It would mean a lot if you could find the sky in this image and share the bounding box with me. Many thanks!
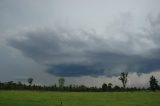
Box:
[0,0,160,87]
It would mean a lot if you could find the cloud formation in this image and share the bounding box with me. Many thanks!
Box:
[7,13,160,77]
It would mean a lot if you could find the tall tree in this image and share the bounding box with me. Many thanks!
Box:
[119,72,128,88]
[58,78,65,88]
[149,76,159,91]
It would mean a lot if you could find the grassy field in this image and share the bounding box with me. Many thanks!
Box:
[0,91,159,106]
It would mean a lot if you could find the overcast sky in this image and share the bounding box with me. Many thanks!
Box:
[0,0,160,87]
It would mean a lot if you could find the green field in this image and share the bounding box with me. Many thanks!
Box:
[0,91,160,106]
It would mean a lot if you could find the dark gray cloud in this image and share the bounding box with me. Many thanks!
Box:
[47,64,105,77]
[7,12,160,77]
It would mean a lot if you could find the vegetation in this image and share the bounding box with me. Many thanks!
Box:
[149,76,159,91]
[0,91,159,106]
[102,83,108,91]
[119,72,128,88]
[0,73,159,105]
[0,73,159,92]
[59,78,65,88]
[28,78,34,86]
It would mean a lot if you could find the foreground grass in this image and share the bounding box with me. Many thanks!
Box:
[0,91,159,106]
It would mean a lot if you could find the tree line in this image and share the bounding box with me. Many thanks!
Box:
[0,72,159,92]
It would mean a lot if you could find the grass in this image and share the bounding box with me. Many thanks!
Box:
[0,91,160,106]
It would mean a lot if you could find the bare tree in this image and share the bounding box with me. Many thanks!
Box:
[119,72,128,88]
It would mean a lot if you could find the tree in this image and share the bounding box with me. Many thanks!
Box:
[149,76,159,91]
[108,83,112,89]
[113,85,120,91]
[58,78,65,88]
[28,78,33,86]
[119,72,128,88]
[102,83,107,91]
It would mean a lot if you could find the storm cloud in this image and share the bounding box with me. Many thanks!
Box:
[1,0,160,87]
[7,13,160,77]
